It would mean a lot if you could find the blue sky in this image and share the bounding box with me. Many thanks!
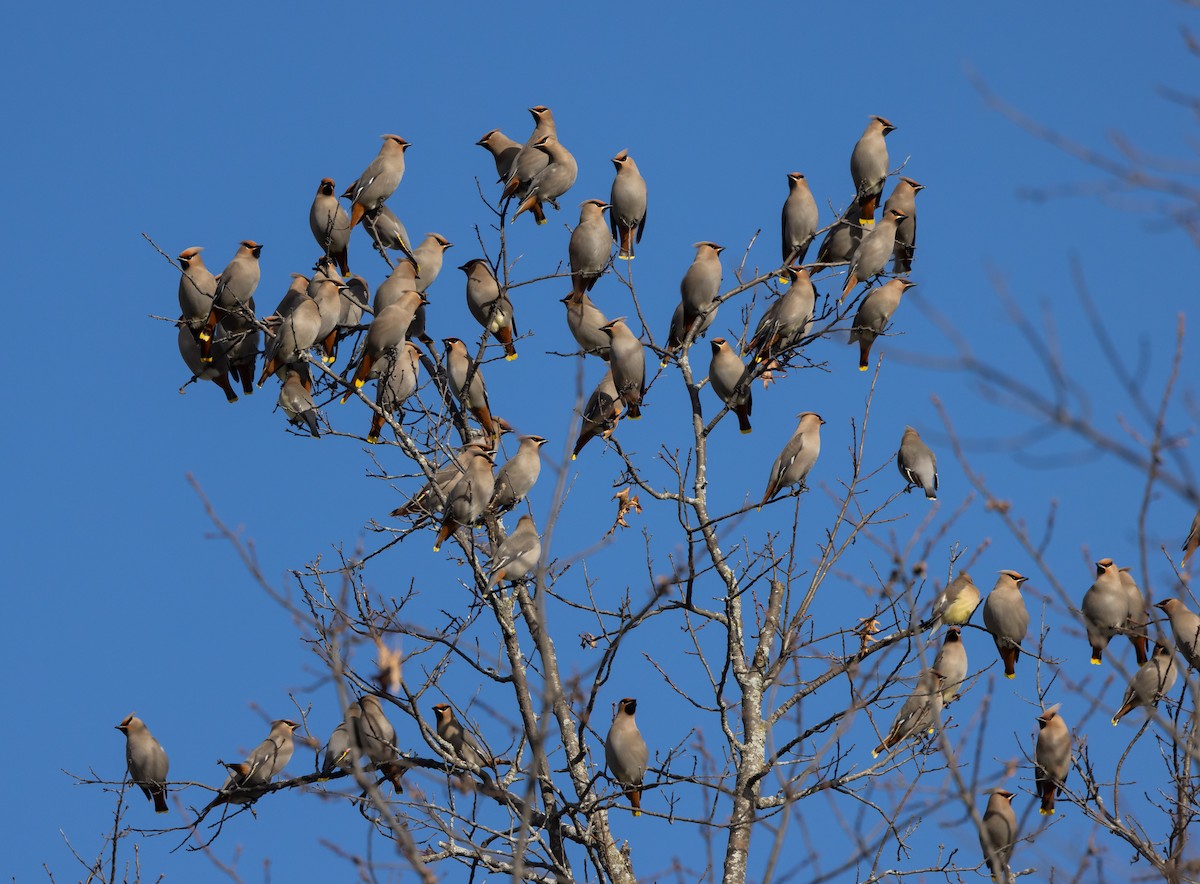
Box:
[5,1,1199,880]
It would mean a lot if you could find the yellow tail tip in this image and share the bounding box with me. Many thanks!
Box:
[367,435,380,444]
[432,544,441,552]
[778,274,789,283]
[505,353,518,361]
[1111,719,1120,726]
[200,356,214,364]
[859,219,875,228]
[858,365,868,372]
[632,809,641,817]
[740,428,752,435]
[324,356,336,365]
[1004,673,1015,680]
[354,379,365,389]
[618,254,633,261]
[1039,808,1054,816]
[226,395,238,403]
[871,750,880,759]
[536,218,548,226]
[198,331,212,342]
[1091,658,1102,665]
[570,454,578,461]
[316,776,330,783]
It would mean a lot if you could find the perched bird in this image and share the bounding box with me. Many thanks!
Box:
[177,247,217,335]
[933,628,968,704]
[258,298,321,385]
[707,338,752,433]
[432,702,494,774]
[929,571,981,629]
[491,435,549,513]
[278,369,320,437]
[600,319,646,419]
[666,242,724,358]
[513,135,578,225]
[391,442,492,519]
[338,275,369,332]
[872,668,943,757]
[814,199,865,269]
[116,714,169,814]
[432,447,496,551]
[477,128,522,183]
[840,209,906,300]
[503,106,557,199]
[605,698,649,816]
[781,172,819,272]
[569,199,614,296]
[562,291,612,359]
[225,324,260,396]
[346,291,426,396]
[897,426,937,499]
[572,369,623,459]
[216,719,300,805]
[609,150,648,259]
[1183,509,1200,567]
[375,257,420,312]
[1155,599,1200,671]
[369,341,422,444]
[411,233,454,292]
[849,115,895,225]
[759,412,825,506]
[355,695,406,791]
[319,703,362,780]
[307,266,345,364]
[1119,567,1149,665]
[362,205,415,259]
[982,570,1030,678]
[487,513,542,588]
[1112,643,1178,724]
[263,273,311,324]
[461,258,518,360]
[443,337,499,443]
[1034,705,1072,815]
[343,135,410,228]
[979,789,1017,883]
[882,177,924,274]
[849,278,914,371]
[200,240,262,360]
[308,178,351,275]
[1081,558,1128,665]
[745,268,815,365]
[177,321,239,402]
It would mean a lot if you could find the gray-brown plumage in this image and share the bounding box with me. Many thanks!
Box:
[897,425,937,500]
[503,106,557,199]
[319,703,361,780]
[461,259,518,360]
[882,177,923,274]
[932,628,968,704]
[309,178,351,275]
[1119,567,1149,665]
[369,341,422,444]
[362,205,415,260]
[513,135,577,225]
[814,199,865,268]
[391,442,492,519]
[258,297,321,385]
[116,714,169,814]
[600,318,646,419]
[872,668,943,757]
[307,267,345,364]
[375,258,420,312]
[759,412,824,506]
[572,369,623,459]
[355,695,406,791]
[1183,509,1200,567]
[1156,599,1200,671]
[339,275,369,332]
[279,369,320,437]
[346,290,425,397]
[411,233,453,292]
[849,115,895,225]
[264,273,310,324]
[1081,558,1127,665]
[781,172,819,272]
[477,128,522,183]
[432,447,495,551]
[225,323,260,396]
[177,247,216,335]
[666,242,724,357]
[979,789,1017,883]
[177,321,239,402]
[982,570,1030,678]
[1035,705,1071,815]
[200,240,262,361]
[708,338,752,434]
[610,150,648,260]
[569,199,614,296]
[840,209,905,300]
[1112,643,1178,725]
[745,268,815,366]
[343,134,410,228]
[216,719,300,805]
[491,435,548,514]
[432,702,495,775]
[487,513,542,588]
[562,291,612,359]
[443,337,499,444]
[929,571,981,629]
[849,278,913,371]
[605,697,648,816]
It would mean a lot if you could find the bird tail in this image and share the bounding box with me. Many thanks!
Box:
[153,787,168,814]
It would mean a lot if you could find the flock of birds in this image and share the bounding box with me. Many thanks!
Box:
[147,106,1200,880]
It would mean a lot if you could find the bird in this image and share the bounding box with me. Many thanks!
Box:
[1081,558,1128,665]
[319,703,362,780]
[932,628,968,704]
[345,291,426,397]
[443,337,500,443]
[477,128,522,183]
[840,209,906,300]
[503,106,557,199]
[1155,599,1200,671]
[177,246,217,336]
[1119,567,1149,665]
[781,171,819,273]
[1034,705,1071,815]
[562,291,612,359]
[666,242,724,359]
[308,178,351,275]
[361,205,416,261]
[177,321,239,402]
[707,338,752,433]
[897,426,937,499]
[572,369,623,459]
[979,789,1017,883]
[369,341,422,444]
[882,177,924,273]
[872,668,943,757]
[257,297,321,385]
[609,150,648,259]
[569,199,614,297]
[1183,509,1200,567]
[342,135,410,228]
[278,369,320,437]
[929,571,981,629]
[599,319,646,419]
[1112,643,1178,724]
[199,240,262,361]
[745,267,815,365]
[491,435,549,514]
[224,323,261,397]
[391,442,493,519]
[338,275,369,333]
[116,714,169,814]
[432,702,495,775]
[814,199,865,269]
[513,136,578,225]
[375,257,421,312]
[307,264,345,364]
[759,412,825,506]
[216,719,300,804]
[849,115,895,225]
[849,278,914,371]
[605,697,649,816]
[354,695,406,791]
[432,446,496,551]
[487,513,542,589]
[411,233,454,292]
[461,258,518,360]
[982,570,1030,678]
